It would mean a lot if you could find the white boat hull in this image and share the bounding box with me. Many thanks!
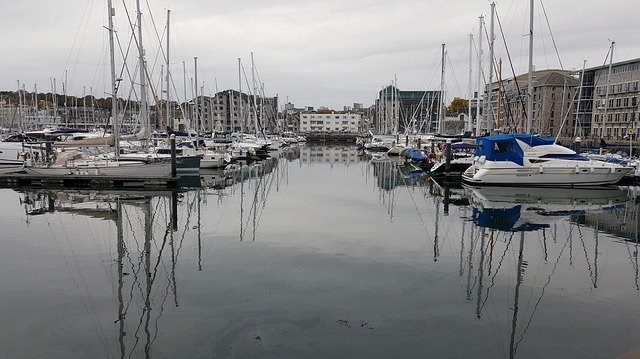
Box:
[462,161,632,186]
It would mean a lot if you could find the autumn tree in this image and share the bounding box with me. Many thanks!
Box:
[447,98,469,116]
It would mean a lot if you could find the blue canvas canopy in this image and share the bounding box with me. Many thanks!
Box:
[473,206,550,232]
[475,134,556,166]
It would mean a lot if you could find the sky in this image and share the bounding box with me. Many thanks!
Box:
[1,0,639,109]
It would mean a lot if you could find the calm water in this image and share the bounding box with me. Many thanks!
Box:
[1,145,639,358]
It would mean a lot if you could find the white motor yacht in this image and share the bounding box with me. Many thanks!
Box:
[462,134,632,186]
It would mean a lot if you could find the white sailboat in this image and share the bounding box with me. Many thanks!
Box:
[12,0,174,180]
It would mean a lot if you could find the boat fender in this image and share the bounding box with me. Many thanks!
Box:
[22,152,32,160]
[575,166,579,174]
[539,166,543,173]
[590,167,594,173]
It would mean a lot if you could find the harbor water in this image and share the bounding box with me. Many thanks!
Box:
[1,145,639,358]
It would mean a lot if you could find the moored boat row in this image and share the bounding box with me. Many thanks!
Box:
[360,133,634,186]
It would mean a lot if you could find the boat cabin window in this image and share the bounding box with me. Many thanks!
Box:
[156,148,183,155]
[493,141,517,154]
[494,142,509,153]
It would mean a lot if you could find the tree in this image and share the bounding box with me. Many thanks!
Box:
[447,98,469,116]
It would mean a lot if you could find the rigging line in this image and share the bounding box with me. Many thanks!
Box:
[251,169,263,241]
[496,9,528,128]
[146,25,168,86]
[576,224,596,288]
[255,162,280,232]
[539,0,563,70]
[515,231,572,351]
[122,203,146,301]
[63,0,96,81]
[536,10,549,71]
[55,213,112,354]
[150,275,173,348]
[553,83,581,142]
[203,188,231,259]
[118,0,160,111]
[399,175,434,247]
[479,232,515,314]
[68,0,97,88]
[445,51,464,100]
[521,232,547,325]
[91,30,108,91]
[114,17,140,102]
[43,211,112,354]
[145,0,169,64]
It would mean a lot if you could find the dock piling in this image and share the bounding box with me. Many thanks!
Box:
[170,134,177,178]
[445,139,452,174]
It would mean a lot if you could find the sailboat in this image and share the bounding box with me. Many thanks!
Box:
[3,0,176,180]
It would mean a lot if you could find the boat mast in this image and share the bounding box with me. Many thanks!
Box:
[475,16,484,136]
[497,59,502,129]
[526,0,534,133]
[135,0,149,140]
[393,76,397,135]
[214,77,220,131]
[107,0,119,159]
[251,52,259,135]
[468,33,473,133]
[82,86,86,128]
[486,2,495,133]
[182,61,187,124]
[437,43,445,134]
[166,10,171,129]
[573,59,587,139]
[603,41,615,139]
[194,56,199,147]
[509,231,525,357]
[17,80,24,132]
[238,58,244,133]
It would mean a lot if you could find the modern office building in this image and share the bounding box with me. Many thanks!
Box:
[375,86,440,134]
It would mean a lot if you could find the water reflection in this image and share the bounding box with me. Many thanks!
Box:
[466,186,628,232]
[458,185,631,357]
[363,154,639,357]
[4,145,640,358]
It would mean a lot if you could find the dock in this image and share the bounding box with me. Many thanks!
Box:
[0,168,178,190]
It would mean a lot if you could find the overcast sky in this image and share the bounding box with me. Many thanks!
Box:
[1,0,638,109]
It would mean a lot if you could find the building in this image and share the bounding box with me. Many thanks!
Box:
[300,145,360,164]
[487,69,579,138]
[281,102,302,133]
[186,91,278,133]
[299,111,362,133]
[375,86,440,134]
[579,58,640,140]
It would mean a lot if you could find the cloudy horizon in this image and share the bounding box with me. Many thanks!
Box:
[1,0,638,109]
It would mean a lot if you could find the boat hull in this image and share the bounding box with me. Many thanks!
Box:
[462,163,632,187]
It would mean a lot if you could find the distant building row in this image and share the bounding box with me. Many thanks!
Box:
[479,58,640,140]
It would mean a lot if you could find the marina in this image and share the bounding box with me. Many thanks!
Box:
[1,0,639,356]
[1,145,640,358]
